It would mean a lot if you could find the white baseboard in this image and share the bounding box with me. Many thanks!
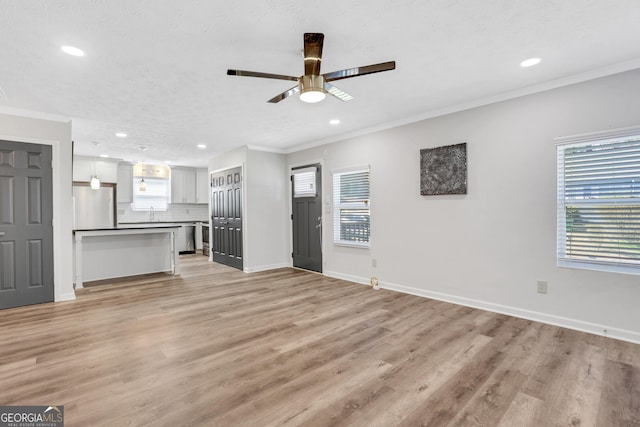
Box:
[324,270,372,285]
[325,271,640,345]
[56,292,76,302]
[244,262,290,273]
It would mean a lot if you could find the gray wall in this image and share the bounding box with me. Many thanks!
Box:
[287,68,640,342]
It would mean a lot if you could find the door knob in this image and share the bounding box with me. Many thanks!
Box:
[0,231,5,236]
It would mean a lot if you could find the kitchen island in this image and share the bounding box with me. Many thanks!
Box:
[73,226,180,289]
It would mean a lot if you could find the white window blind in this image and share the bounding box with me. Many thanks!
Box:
[292,167,317,198]
[557,131,640,274]
[333,167,370,247]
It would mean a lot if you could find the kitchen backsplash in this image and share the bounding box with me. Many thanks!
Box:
[117,203,208,223]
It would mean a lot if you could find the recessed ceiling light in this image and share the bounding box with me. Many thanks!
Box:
[100,154,109,158]
[115,132,127,138]
[520,57,541,67]
[197,144,207,149]
[61,45,85,57]
[165,160,171,164]
[329,119,340,125]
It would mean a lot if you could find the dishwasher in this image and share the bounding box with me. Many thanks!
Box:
[177,224,196,254]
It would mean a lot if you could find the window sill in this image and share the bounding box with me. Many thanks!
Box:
[334,241,370,249]
[557,259,640,276]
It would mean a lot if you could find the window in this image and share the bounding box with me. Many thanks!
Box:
[333,167,370,247]
[556,128,640,274]
[292,167,317,198]
[131,163,171,211]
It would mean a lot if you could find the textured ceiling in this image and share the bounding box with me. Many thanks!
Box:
[1,1,640,167]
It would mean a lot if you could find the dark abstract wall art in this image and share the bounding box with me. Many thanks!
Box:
[420,143,467,195]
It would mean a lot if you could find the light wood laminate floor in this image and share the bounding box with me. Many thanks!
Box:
[0,255,639,426]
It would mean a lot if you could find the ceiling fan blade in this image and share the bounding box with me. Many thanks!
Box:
[227,69,298,81]
[303,33,324,76]
[323,61,396,82]
[325,83,354,102]
[267,85,300,103]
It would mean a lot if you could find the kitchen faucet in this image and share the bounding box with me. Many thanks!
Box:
[149,206,155,222]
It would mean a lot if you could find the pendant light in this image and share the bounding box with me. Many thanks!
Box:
[139,146,147,191]
[90,141,101,190]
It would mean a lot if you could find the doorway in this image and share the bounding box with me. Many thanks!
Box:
[0,140,54,309]
[291,164,322,272]
[211,166,243,270]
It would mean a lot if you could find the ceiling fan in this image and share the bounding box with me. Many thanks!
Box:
[227,33,396,103]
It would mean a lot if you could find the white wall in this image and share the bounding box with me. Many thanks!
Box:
[286,69,640,343]
[245,149,289,272]
[0,110,75,302]
[209,146,247,173]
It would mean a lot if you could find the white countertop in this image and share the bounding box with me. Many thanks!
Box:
[117,221,208,228]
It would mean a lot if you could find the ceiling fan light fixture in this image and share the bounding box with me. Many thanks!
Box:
[227,33,395,104]
[299,75,326,103]
[299,90,326,103]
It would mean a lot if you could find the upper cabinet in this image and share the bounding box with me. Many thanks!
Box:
[171,167,209,204]
[116,163,133,203]
[196,168,209,204]
[171,168,197,204]
[75,157,208,205]
[73,157,118,183]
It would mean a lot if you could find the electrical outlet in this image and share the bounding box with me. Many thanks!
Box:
[537,280,548,294]
[372,258,377,268]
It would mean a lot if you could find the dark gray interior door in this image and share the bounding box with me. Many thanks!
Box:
[0,140,54,309]
[211,167,243,270]
[292,164,322,273]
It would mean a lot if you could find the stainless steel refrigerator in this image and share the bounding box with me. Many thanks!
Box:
[73,183,116,230]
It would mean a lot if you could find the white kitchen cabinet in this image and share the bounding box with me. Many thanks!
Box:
[196,168,210,204]
[73,157,118,183]
[117,163,133,203]
[171,168,197,204]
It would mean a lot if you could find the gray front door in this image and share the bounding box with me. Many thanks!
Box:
[291,164,322,272]
[211,167,243,270]
[0,140,54,309]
